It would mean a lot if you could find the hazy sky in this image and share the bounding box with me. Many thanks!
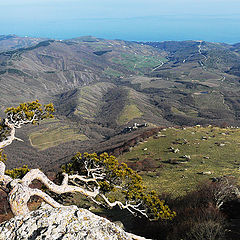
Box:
[1,0,240,43]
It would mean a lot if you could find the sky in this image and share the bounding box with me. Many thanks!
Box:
[0,0,240,43]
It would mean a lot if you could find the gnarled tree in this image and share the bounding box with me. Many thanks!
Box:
[0,100,176,221]
[61,152,176,220]
[0,100,54,148]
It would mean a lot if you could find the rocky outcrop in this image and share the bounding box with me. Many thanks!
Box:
[0,204,135,240]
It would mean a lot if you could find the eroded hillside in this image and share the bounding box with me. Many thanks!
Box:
[1,36,240,170]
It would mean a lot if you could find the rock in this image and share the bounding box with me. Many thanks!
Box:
[173,148,180,153]
[113,221,125,230]
[203,171,212,175]
[157,134,166,137]
[168,147,179,153]
[215,142,226,147]
[182,155,191,160]
[0,204,133,240]
[198,171,212,175]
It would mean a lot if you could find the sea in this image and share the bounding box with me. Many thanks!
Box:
[1,15,240,44]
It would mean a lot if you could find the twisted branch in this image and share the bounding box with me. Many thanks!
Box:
[0,161,100,216]
[0,119,16,149]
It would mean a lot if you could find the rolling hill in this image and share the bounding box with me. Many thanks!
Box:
[0,35,45,52]
[1,36,240,170]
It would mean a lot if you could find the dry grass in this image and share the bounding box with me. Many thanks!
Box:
[118,126,240,197]
[29,124,88,151]
[117,104,143,125]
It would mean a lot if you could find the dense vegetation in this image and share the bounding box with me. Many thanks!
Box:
[122,179,239,240]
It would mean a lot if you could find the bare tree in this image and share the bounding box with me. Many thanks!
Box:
[213,177,240,209]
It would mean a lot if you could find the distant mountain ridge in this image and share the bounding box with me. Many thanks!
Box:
[0,36,166,107]
[0,35,47,52]
[1,35,240,127]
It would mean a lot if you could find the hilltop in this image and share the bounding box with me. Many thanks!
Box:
[0,35,46,53]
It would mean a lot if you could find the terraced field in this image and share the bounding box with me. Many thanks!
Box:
[118,126,240,196]
[29,121,88,151]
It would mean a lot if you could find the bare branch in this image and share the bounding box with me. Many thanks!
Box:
[61,152,177,220]
[99,194,149,218]
[22,169,100,198]
[29,188,62,208]
[0,100,54,149]
[0,161,6,176]
[0,160,100,216]
[14,137,24,142]
[69,174,102,183]
[0,161,12,188]
[214,177,240,209]
[0,119,16,149]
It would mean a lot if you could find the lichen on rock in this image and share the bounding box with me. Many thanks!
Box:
[0,203,132,240]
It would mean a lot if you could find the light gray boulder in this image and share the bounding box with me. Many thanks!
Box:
[0,204,134,240]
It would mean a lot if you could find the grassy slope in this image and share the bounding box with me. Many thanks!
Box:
[0,38,167,109]
[73,82,116,120]
[111,53,167,74]
[29,119,88,151]
[117,104,143,125]
[118,126,240,197]
[116,87,167,126]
